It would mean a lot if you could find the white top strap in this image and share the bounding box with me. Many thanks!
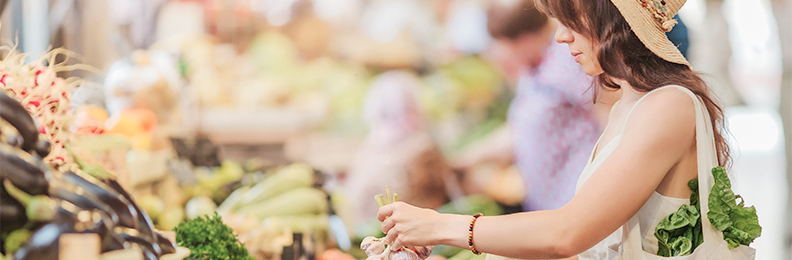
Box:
[619,85,684,134]
[655,85,722,243]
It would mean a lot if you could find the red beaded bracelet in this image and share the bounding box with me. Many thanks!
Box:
[468,213,483,255]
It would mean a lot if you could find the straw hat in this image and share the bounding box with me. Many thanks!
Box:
[610,0,690,66]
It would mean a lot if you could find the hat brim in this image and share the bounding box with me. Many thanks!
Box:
[610,0,690,67]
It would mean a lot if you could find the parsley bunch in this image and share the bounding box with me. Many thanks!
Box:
[174,212,253,260]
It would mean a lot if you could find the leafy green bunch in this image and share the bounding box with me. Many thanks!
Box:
[655,179,703,256]
[174,212,253,260]
[654,167,761,257]
[707,166,762,249]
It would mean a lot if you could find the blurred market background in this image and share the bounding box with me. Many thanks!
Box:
[0,0,790,259]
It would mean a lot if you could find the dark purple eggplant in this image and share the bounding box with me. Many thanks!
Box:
[60,171,139,230]
[13,223,62,260]
[0,189,28,232]
[115,227,164,260]
[103,179,158,243]
[138,248,158,260]
[34,139,51,158]
[13,206,125,260]
[115,227,163,257]
[0,147,49,195]
[0,119,24,148]
[155,231,177,255]
[0,92,39,152]
[47,183,121,227]
[66,206,127,253]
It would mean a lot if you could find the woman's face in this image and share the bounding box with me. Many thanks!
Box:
[555,24,604,76]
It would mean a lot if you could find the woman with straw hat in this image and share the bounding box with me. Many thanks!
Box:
[373,0,759,259]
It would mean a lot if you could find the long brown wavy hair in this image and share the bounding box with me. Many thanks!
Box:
[535,0,731,167]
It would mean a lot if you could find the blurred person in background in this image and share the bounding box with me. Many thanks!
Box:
[454,0,617,212]
[344,71,455,228]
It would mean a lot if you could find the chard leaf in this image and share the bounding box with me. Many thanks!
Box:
[669,235,693,256]
[658,243,671,257]
[709,182,737,212]
[655,204,702,256]
[688,179,699,210]
[692,216,703,248]
[656,167,762,256]
[732,206,762,236]
[712,166,731,188]
[724,236,741,250]
[706,167,762,249]
[707,211,732,231]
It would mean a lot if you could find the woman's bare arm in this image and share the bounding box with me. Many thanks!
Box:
[378,88,696,259]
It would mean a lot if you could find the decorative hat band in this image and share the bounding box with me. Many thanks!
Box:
[638,0,678,32]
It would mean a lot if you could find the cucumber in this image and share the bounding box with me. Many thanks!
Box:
[216,186,250,214]
[234,163,315,209]
[236,187,327,219]
[266,214,329,233]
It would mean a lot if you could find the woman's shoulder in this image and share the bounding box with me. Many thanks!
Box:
[643,85,696,105]
[623,85,696,139]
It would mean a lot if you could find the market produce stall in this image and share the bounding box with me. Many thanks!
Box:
[0,1,528,260]
[0,48,186,260]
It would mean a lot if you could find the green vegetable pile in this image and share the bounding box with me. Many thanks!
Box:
[174,212,253,260]
[654,179,703,256]
[654,167,762,257]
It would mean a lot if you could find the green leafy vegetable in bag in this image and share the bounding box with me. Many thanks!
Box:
[655,179,703,257]
[655,167,762,256]
[707,166,762,249]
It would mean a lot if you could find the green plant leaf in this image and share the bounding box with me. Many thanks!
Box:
[706,167,762,249]
[174,212,253,260]
[656,167,761,256]
[655,204,701,256]
[688,178,699,210]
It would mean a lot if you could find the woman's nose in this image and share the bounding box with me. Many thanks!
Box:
[555,25,573,43]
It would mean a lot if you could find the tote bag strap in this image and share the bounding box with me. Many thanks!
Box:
[666,85,722,244]
[621,86,739,259]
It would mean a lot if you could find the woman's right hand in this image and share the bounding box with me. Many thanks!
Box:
[377,202,471,250]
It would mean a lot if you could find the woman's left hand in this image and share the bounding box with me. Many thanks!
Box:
[377,202,470,250]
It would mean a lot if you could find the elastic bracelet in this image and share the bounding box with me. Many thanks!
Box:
[468,213,483,255]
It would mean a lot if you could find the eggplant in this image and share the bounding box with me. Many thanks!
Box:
[115,227,162,260]
[60,171,139,230]
[0,118,24,148]
[0,189,28,232]
[0,92,39,152]
[0,146,49,195]
[56,204,123,251]
[12,223,62,260]
[136,247,158,260]
[34,139,51,158]
[115,227,163,257]
[155,231,177,255]
[47,182,121,227]
[102,179,158,243]
[13,206,125,260]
